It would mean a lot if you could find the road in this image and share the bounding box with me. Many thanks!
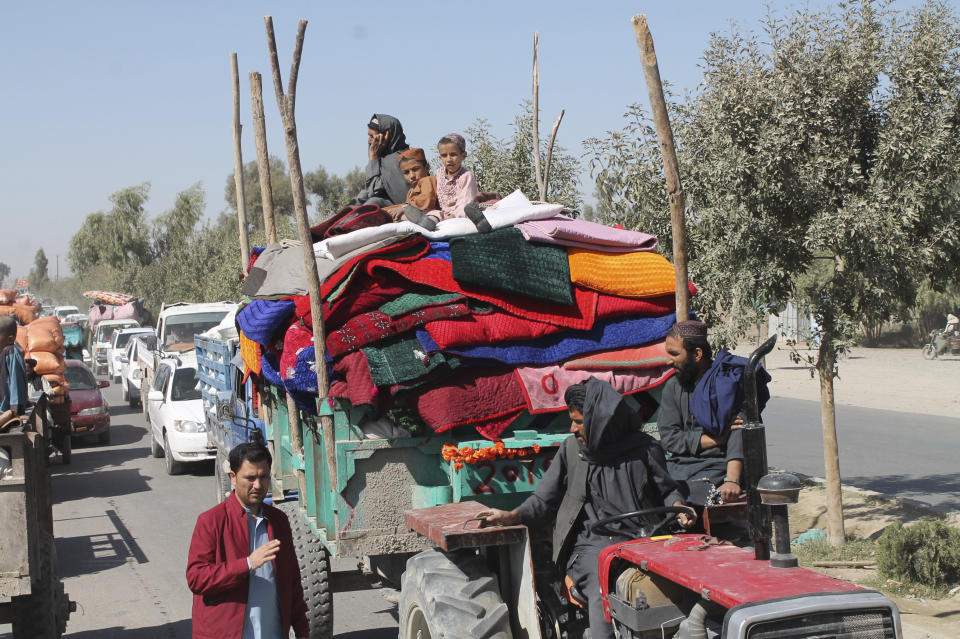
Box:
[2,385,956,637]
[0,384,397,639]
[765,397,960,511]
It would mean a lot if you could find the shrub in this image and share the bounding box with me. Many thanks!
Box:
[876,521,960,589]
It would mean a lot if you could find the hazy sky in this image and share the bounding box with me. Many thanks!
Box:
[1,0,944,279]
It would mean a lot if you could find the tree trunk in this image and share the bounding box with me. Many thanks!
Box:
[816,339,845,545]
[249,71,277,245]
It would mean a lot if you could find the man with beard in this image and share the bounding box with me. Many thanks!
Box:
[478,378,694,639]
[659,320,745,508]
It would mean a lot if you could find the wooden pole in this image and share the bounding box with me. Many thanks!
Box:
[249,71,278,245]
[631,15,689,320]
[541,109,565,201]
[231,53,250,271]
[532,32,544,200]
[264,16,338,501]
[249,70,304,499]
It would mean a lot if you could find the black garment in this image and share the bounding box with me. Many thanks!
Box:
[657,375,744,486]
[515,378,683,639]
[351,113,410,206]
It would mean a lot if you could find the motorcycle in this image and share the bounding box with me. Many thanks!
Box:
[921,328,960,359]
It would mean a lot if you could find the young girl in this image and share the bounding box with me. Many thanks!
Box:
[435,133,479,220]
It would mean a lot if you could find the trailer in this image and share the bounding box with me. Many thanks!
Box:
[0,395,75,638]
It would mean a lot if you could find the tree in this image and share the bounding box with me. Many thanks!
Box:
[588,1,960,544]
[28,249,50,288]
[465,101,582,209]
[305,165,364,221]
[152,183,205,258]
[224,155,294,228]
[0,262,10,288]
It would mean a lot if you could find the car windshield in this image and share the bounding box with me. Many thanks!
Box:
[163,311,228,346]
[114,331,147,349]
[98,323,138,343]
[63,366,97,391]
[171,367,201,402]
[56,307,79,318]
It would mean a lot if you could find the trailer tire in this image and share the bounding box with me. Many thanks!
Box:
[278,501,333,639]
[399,548,512,639]
[12,532,69,639]
[214,452,231,502]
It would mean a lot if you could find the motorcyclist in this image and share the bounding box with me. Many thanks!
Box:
[945,313,958,337]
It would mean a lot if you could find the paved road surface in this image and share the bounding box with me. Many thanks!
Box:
[765,397,960,511]
[4,385,956,637]
[0,384,397,638]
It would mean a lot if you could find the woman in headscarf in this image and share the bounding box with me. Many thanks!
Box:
[350,113,411,207]
[479,378,694,639]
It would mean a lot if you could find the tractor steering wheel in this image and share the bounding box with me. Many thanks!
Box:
[589,506,696,538]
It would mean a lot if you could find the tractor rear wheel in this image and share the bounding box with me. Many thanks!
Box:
[277,501,333,639]
[399,548,512,639]
[12,532,70,639]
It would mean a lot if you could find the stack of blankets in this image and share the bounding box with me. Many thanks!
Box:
[237,191,692,441]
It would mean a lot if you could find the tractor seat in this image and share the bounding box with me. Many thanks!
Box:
[562,575,588,608]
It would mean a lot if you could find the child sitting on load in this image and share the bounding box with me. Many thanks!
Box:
[384,148,441,229]
[435,133,479,220]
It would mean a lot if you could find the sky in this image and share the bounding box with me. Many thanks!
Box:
[0,0,947,280]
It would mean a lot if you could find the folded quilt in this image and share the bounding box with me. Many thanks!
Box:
[365,256,599,330]
[312,190,564,260]
[326,302,469,359]
[236,299,296,346]
[450,228,573,305]
[416,312,677,366]
[562,341,669,370]
[515,364,674,413]
[330,351,379,410]
[517,216,659,252]
[403,367,527,440]
[362,335,456,387]
[423,291,680,349]
[319,237,429,299]
[279,322,315,380]
[568,248,677,298]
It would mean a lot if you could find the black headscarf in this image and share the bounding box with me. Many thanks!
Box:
[578,377,649,463]
[368,114,409,157]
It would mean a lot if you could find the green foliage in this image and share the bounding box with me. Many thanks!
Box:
[224,155,294,228]
[28,249,50,288]
[877,521,960,589]
[793,535,877,564]
[465,101,582,209]
[305,165,364,221]
[587,1,960,372]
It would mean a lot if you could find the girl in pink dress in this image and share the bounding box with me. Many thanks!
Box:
[435,133,479,220]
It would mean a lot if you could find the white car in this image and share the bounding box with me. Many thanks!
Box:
[146,353,216,475]
[92,319,140,376]
[109,327,153,384]
[120,333,157,408]
[54,305,80,321]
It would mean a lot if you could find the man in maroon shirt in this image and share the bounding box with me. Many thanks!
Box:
[187,443,309,639]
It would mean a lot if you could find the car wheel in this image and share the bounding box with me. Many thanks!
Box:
[163,432,182,475]
[150,431,164,458]
[98,429,111,445]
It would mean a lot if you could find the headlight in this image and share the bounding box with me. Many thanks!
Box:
[78,405,107,416]
[174,420,205,433]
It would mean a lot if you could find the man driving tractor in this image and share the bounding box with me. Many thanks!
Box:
[478,377,695,639]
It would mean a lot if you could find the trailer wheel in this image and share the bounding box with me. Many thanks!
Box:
[214,452,232,502]
[278,501,333,639]
[399,548,512,639]
[12,532,70,639]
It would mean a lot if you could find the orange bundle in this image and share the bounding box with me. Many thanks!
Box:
[29,351,66,376]
[0,306,15,317]
[14,303,38,325]
[16,325,28,351]
[0,289,17,305]
[26,320,64,353]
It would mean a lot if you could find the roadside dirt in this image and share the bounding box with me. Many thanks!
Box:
[789,483,960,639]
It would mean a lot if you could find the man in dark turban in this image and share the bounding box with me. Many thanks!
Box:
[478,378,694,639]
[658,320,769,539]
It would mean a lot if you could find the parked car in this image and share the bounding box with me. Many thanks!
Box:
[64,360,111,444]
[108,327,153,384]
[120,333,157,408]
[146,352,215,474]
[54,305,80,321]
[91,319,140,376]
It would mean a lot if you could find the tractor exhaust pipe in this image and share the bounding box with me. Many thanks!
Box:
[741,336,777,562]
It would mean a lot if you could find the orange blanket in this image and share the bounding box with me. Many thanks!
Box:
[568,249,676,298]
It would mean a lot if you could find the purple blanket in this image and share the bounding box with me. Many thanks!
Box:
[516,216,658,252]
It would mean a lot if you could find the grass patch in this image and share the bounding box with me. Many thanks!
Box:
[793,536,877,565]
